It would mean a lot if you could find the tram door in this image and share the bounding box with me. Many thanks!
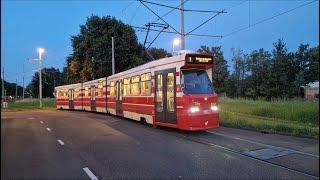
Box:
[68,89,74,109]
[155,68,177,124]
[90,85,96,111]
[115,80,123,115]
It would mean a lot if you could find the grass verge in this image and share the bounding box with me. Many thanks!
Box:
[219,98,319,138]
[1,98,56,112]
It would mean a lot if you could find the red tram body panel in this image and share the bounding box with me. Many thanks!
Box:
[82,78,107,113]
[56,83,82,110]
[55,53,219,131]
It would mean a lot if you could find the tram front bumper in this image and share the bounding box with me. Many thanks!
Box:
[180,111,219,131]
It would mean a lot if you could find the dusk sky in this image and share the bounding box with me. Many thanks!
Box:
[1,0,319,86]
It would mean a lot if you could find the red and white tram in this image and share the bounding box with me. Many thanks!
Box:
[55,52,219,130]
[56,83,82,110]
[82,77,107,113]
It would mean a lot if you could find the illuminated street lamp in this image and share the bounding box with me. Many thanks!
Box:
[37,47,45,108]
[172,38,180,55]
[38,48,44,60]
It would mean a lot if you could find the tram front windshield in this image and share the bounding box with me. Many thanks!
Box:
[181,70,214,94]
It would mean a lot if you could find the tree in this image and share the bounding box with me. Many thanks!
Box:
[225,75,238,98]
[197,46,229,94]
[230,48,248,97]
[245,49,273,99]
[64,15,149,83]
[268,39,292,98]
[288,44,309,97]
[80,58,94,82]
[27,67,62,98]
[147,47,172,60]
[305,45,319,83]
[60,66,70,85]
[1,79,23,98]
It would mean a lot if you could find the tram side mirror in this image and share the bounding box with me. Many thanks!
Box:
[181,84,185,89]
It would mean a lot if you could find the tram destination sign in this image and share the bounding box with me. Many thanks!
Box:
[186,54,213,64]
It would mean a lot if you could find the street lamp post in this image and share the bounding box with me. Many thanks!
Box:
[172,38,180,55]
[38,48,44,108]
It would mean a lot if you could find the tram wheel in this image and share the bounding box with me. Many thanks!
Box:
[140,117,147,125]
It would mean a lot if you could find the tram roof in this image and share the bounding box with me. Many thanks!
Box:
[55,82,82,90]
[108,53,187,80]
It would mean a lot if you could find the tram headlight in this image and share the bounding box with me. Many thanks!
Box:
[211,104,219,111]
[190,106,200,113]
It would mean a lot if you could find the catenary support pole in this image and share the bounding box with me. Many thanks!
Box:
[22,76,24,100]
[53,79,55,97]
[180,0,185,50]
[112,37,115,75]
[15,79,18,100]
[39,54,42,108]
[2,67,4,103]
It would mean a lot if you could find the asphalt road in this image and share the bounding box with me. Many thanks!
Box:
[1,110,319,179]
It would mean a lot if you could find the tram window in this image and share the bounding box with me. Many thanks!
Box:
[120,80,123,100]
[65,90,68,98]
[116,81,119,101]
[98,80,103,97]
[156,74,163,112]
[94,86,96,100]
[74,89,79,99]
[68,89,73,100]
[123,78,131,96]
[96,86,98,99]
[181,70,214,94]
[167,73,175,112]
[63,90,66,98]
[131,75,140,96]
[91,86,96,100]
[110,81,115,97]
[85,87,89,97]
[141,73,151,96]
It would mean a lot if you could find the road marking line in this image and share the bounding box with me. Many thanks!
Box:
[57,139,64,146]
[28,117,35,120]
[40,121,44,124]
[46,128,51,131]
[206,131,319,158]
[2,116,8,119]
[83,167,98,180]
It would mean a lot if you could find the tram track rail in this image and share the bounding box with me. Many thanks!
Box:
[163,129,319,179]
[206,130,319,158]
